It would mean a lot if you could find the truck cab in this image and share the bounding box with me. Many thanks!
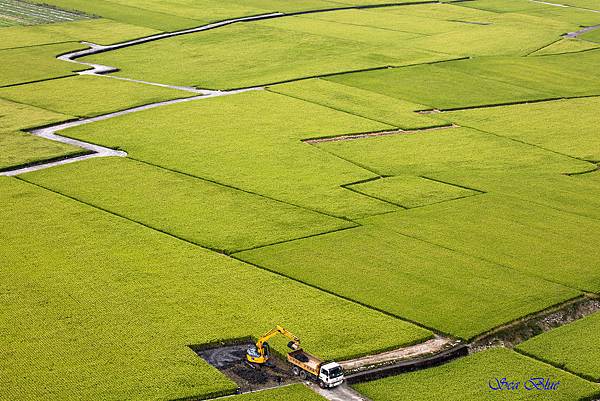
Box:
[318,362,344,388]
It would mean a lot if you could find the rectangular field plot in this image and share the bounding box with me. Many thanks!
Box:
[0,177,430,401]
[0,0,91,26]
[327,64,553,110]
[0,75,195,117]
[55,90,403,219]
[434,53,600,100]
[314,126,589,178]
[364,194,600,293]
[0,19,160,50]
[346,175,479,208]
[438,97,600,161]
[236,224,579,339]
[268,78,443,129]
[353,348,600,401]
[0,42,84,87]
[517,311,600,382]
[22,157,354,253]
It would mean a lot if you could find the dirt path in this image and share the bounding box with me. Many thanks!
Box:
[339,336,457,373]
[303,125,457,144]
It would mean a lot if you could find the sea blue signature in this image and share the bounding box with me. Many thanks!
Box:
[489,377,560,391]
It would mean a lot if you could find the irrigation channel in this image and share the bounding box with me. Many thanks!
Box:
[4,2,600,400]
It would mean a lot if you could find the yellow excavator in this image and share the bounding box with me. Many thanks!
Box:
[246,325,300,364]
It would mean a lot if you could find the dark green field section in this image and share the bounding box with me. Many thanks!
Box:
[0,177,430,400]
[353,348,600,401]
[517,312,600,382]
[328,50,600,109]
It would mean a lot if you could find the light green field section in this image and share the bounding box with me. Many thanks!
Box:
[236,223,579,339]
[407,13,571,57]
[0,42,84,87]
[518,311,600,382]
[353,348,600,401]
[422,168,600,222]
[364,194,600,293]
[301,6,474,35]
[30,0,430,30]
[581,28,600,42]
[56,90,402,219]
[0,75,194,117]
[226,384,327,401]
[0,19,159,50]
[438,97,600,160]
[369,3,496,24]
[524,7,600,26]
[23,157,354,253]
[314,126,589,177]
[0,131,82,170]
[79,14,453,90]
[457,0,556,13]
[346,175,479,208]
[256,13,422,45]
[28,0,204,31]
[268,78,443,129]
[0,177,431,401]
[530,38,600,55]
[327,64,553,110]
[0,97,69,130]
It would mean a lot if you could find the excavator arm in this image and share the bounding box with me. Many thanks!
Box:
[247,325,300,364]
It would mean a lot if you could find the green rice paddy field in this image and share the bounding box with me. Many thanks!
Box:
[2,0,600,400]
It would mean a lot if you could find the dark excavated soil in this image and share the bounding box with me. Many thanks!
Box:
[193,342,299,393]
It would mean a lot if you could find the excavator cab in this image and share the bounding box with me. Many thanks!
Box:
[246,342,270,364]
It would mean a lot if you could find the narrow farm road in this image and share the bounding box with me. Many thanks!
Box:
[307,382,373,401]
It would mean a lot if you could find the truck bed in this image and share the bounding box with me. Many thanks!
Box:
[288,349,321,376]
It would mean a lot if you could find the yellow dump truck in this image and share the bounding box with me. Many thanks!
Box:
[288,349,344,388]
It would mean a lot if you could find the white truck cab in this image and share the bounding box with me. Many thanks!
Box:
[318,362,344,388]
